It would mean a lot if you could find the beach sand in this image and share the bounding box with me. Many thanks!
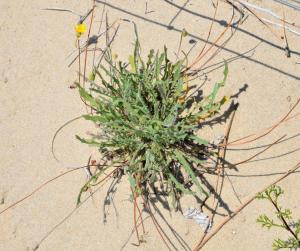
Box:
[0,0,300,250]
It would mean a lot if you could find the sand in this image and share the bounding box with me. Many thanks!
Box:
[0,0,299,250]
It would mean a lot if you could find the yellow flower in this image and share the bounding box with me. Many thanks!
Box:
[75,23,87,37]
[182,83,189,92]
[181,29,188,37]
[112,53,118,60]
[221,95,230,105]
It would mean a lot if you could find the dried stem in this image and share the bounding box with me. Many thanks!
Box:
[227,99,300,146]
[233,135,286,166]
[0,164,98,215]
[197,103,238,244]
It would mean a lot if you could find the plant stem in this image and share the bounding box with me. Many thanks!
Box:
[269,197,300,244]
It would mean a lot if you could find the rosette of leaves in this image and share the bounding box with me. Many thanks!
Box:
[256,185,300,250]
[76,40,228,209]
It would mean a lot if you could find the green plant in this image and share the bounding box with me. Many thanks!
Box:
[256,185,300,250]
[76,39,229,209]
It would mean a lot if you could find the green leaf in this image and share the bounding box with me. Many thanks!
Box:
[168,173,195,195]
[257,214,283,229]
[256,191,267,200]
[180,151,206,166]
[272,238,287,250]
[174,150,208,196]
[75,135,101,147]
[210,61,228,102]
[276,208,292,220]
[129,55,136,73]
[189,135,209,146]
[125,166,137,189]
[88,68,96,81]
[77,166,109,205]
[82,114,107,123]
[295,219,300,236]
[76,83,99,108]
[128,173,136,189]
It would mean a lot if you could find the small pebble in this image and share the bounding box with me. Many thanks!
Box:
[189,39,196,44]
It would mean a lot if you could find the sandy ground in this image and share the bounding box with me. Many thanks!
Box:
[0,0,300,250]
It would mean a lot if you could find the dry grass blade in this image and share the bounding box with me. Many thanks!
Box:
[83,2,96,87]
[187,0,219,68]
[227,99,300,146]
[51,116,82,163]
[188,6,234,71]
[33,171,112,250]
[41,7,82,17]
[131,188,142,245]
[233,135,286,166]
[234,0,283,41]
[0,164,98,216]
[142,197,174,251]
